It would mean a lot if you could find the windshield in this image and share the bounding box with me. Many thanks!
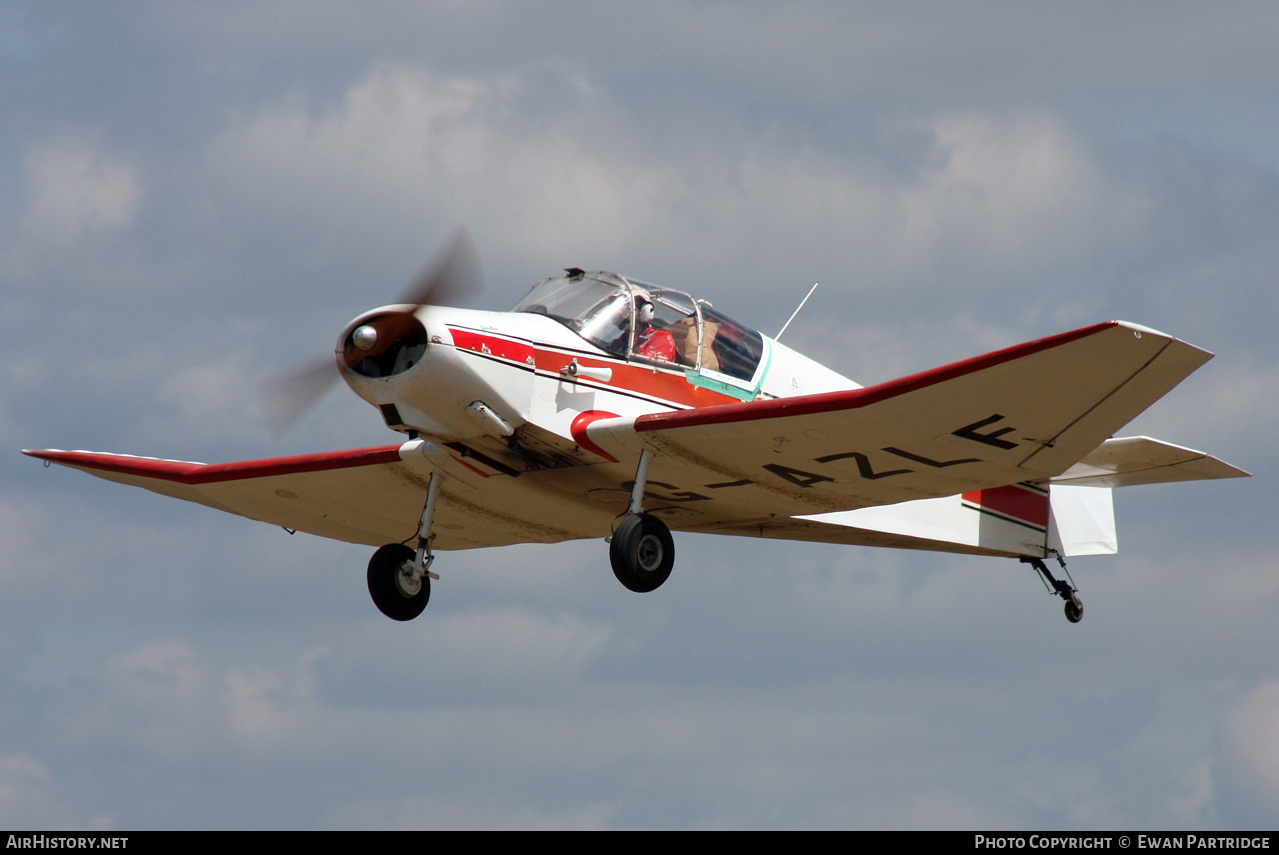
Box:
[512,272,635,356]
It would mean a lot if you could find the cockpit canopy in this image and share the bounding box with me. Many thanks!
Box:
[512,269,764,382]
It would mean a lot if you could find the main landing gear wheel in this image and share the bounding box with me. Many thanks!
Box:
[610,512,674,593]
[367,543,430,621]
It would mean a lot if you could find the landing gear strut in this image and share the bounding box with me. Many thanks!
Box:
[1022,553,1083,623]
[368,472,443,621]
[609,448,675,593]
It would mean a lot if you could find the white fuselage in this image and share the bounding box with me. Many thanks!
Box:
[337,303,860,462]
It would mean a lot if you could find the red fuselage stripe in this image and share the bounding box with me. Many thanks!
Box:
[447,328,536,366]
[962,485,1049,528]
[447,325,740,410]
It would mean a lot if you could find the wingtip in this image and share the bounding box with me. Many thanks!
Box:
[23,448,95,467]
[1111,320,1215,360]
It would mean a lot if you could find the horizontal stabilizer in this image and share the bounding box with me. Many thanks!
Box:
[1050,436,1250,488]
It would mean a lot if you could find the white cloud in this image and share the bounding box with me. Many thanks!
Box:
[146,342,267,448]
[315,604,614,704]
[899,113,1142,273]
[200,63,1169,329]
[81,638,229,762]
[0,754,114,829]
[205,65,678,272]
[21,135,142,245]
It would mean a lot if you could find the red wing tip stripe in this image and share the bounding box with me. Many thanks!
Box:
[28,445,405,485]
[635,321,1123,432]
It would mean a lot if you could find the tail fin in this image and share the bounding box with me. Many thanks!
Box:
[955,481,1116,557]
[1046,484,1117,557]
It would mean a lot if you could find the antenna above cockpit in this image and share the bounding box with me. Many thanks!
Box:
[775,282,819,341]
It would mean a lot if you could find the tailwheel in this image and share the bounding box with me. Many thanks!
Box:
[1022,554,1083,625]
[610,512,674,593]
[367,543,430,621]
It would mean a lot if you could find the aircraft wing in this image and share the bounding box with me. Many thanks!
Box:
[21,442,596,550]
[583,320,1233,527]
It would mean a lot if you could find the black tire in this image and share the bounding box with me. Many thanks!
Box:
[367,543,430,621]
[1064,599,1084,624]
[610,513,674,593]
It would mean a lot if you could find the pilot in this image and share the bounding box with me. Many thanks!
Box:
[634,296,676,362]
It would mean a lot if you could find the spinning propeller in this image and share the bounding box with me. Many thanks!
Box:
[261,229,483,433]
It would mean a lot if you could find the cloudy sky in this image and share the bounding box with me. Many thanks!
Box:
[2,2,1276,829]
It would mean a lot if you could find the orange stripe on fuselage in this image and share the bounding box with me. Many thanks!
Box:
[532,348,740,409]
[447,326,742,410]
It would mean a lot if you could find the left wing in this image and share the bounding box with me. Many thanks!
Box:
[22,442,596,550]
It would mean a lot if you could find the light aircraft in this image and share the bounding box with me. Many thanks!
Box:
[25,234,1248,623]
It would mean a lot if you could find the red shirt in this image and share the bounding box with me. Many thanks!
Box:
[636,325,676,362]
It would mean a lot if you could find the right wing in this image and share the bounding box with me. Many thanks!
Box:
[584,321,1241,524]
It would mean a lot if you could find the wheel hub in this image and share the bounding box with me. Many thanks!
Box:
[636,534,664,573]
[395,564,423,597]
